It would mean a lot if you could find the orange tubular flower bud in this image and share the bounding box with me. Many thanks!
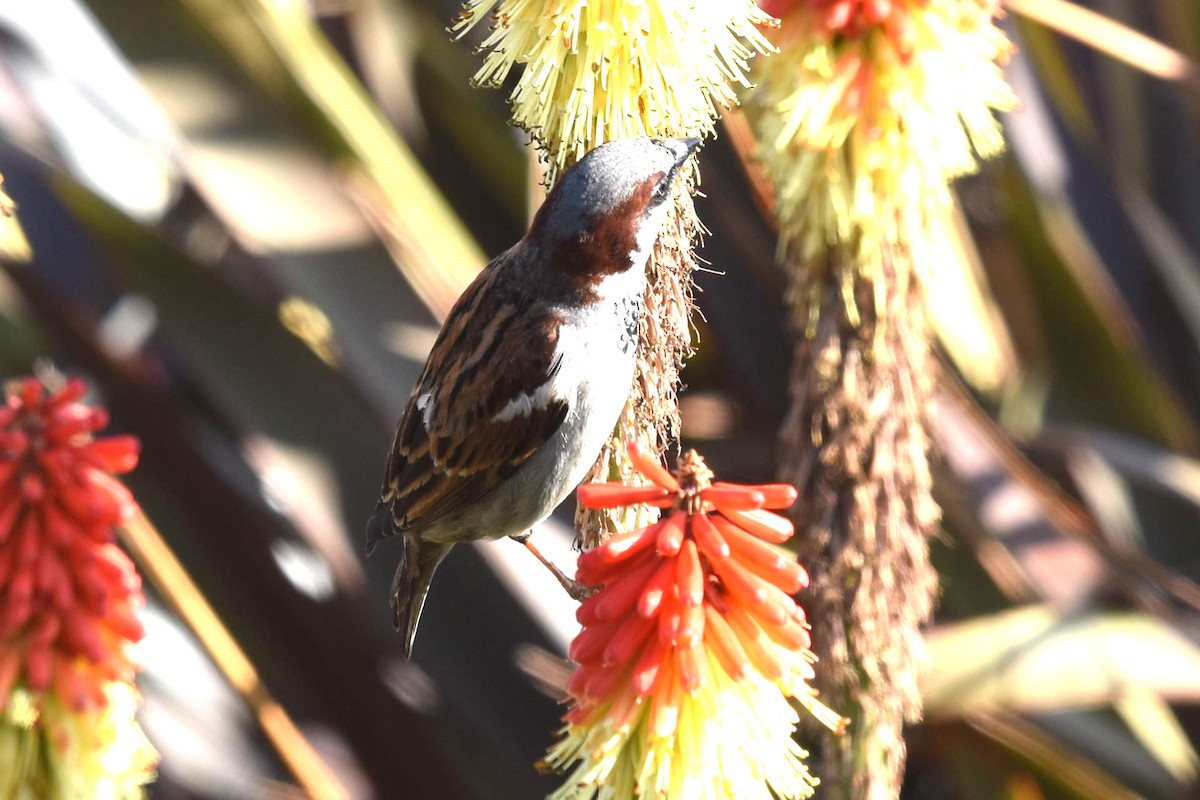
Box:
[689,513,729,560]
[577,483,674,508]
[626,440,679,491]
[574,522,660,584]
[715,515,810,593]
[719,507,795,544]
[551,448,844,799]
[594,555,661,621]
[654,511,687,557]
[637,559,677,619]
[675,641,707,691]
[674,540,704,607]
[568,619,618,665]
[703,604,751,680]
[712,481,799,510]
[650,656,682,738]
[657,586,684,646]
[632,636,669,696]
[676,604,705,649]
[603,614,656,668]
[699,485,765,511]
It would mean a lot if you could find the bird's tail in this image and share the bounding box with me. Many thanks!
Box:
[391,532,453,658]
[365,504,395,557]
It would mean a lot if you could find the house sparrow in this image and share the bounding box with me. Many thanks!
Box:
[367,137,700,656]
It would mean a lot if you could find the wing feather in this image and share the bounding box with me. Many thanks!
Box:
[370,248,571,545]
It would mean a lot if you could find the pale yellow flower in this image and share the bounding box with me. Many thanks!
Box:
[752,0,1015,268]
[452,0,776,180]
[0,685,156,800]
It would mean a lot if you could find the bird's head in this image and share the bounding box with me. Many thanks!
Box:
[525,137,701,289]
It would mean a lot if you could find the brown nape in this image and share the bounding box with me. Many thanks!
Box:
[553,173,662,289]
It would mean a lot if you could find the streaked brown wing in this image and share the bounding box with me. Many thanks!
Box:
[374,251,569,536]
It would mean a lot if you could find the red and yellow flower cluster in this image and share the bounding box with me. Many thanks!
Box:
[751,0,1014,271]
[0,377,143,709]
[546,443,843,800]
[812,0,925,53]
[0,376,155,797]
[760,0,954,56]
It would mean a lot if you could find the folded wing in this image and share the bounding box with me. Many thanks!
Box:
[368,256,570,550]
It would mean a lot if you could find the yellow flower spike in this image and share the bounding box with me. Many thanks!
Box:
[453,0,777,181]
[752,0,1016,274]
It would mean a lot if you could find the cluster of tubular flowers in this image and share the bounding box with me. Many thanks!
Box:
[451,0,776,182]
[0,377,155,798]
[751,0,1015,269]
[545,442,844,800]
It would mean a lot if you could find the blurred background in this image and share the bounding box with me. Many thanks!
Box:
[0,0,1198,798]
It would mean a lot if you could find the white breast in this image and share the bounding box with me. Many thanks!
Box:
[544,267,644,490]
[496,238,655,522]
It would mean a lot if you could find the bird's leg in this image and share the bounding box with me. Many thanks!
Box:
[514,532,596,601]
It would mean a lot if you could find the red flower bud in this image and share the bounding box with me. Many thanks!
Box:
[0,376,145,717]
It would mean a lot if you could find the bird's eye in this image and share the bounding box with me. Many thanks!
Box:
[651,181,670,204]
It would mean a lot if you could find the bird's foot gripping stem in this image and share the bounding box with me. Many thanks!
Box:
[516,533,597,601]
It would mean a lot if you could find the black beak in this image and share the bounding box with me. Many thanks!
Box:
[673,137,702,168]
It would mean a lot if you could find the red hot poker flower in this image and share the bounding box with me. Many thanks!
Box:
[757,0,930,49]
[0,377,145,714]
[817,0,926,46]
[546,442,845,800]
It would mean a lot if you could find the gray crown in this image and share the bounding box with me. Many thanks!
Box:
[533,137,699,244]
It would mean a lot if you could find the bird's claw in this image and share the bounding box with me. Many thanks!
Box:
[561,577,597,602]
[520,535,596,603]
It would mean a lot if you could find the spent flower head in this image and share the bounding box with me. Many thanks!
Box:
[545,442,845,799]
[0,376,156,798]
